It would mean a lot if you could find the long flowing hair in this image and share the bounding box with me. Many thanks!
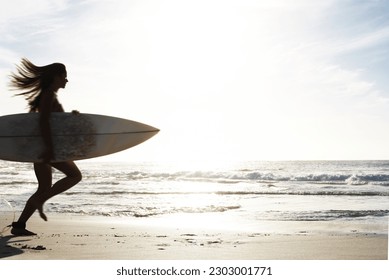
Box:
[10,58,66,112]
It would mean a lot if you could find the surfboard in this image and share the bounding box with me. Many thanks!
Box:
[0,113,159,163]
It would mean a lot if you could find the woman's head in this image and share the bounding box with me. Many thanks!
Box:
[10,58,67,111]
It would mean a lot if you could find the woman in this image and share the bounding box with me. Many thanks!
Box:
[9,58,82,236]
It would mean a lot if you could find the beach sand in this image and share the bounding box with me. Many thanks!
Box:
[0,214,387,260]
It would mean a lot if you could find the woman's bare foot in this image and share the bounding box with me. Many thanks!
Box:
[37,204,48,221]
[30,197,48,221]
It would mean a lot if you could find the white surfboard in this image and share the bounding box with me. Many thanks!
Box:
[0,113,159,162]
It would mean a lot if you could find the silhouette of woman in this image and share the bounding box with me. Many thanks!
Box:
[9,58,82,235]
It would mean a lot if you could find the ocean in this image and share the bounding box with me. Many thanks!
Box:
[1,160,388,233]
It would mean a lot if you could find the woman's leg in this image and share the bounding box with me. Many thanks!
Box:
[11,163,52,235]
[41,161,82,202]
[11,162,81,236]
[29,161,82,223]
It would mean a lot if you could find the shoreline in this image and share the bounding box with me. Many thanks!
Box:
[1,214,387,260]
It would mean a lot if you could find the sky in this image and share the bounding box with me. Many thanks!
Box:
[1,0,389,163]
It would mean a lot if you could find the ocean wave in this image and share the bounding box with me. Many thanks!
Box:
[63,189,389,197]
[88,170,389,186]
[132,205,242,218]
[3,164,389,187]
[269,209,389,221]
[57,204,241,218]
[216,191,389,196]
[48,205,389,221]
[0,180,36,186]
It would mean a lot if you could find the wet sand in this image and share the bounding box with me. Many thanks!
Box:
[1,214,387,260]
